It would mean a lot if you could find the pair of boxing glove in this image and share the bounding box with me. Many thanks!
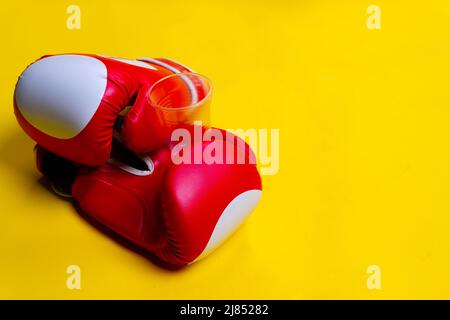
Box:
[14,54,262,266]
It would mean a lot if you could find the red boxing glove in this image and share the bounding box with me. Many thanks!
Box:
[35,128,262,266]
[15,54,201,166]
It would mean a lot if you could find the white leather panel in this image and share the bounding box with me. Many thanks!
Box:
[15,55,108,139]
[195,189,262,262]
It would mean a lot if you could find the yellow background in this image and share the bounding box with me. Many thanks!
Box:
[1,0,450,299]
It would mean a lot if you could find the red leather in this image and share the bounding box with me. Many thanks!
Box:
[15,54,195,165]
[35,128,262,266]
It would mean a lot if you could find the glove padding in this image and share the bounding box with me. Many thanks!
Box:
[35,127,262,266]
